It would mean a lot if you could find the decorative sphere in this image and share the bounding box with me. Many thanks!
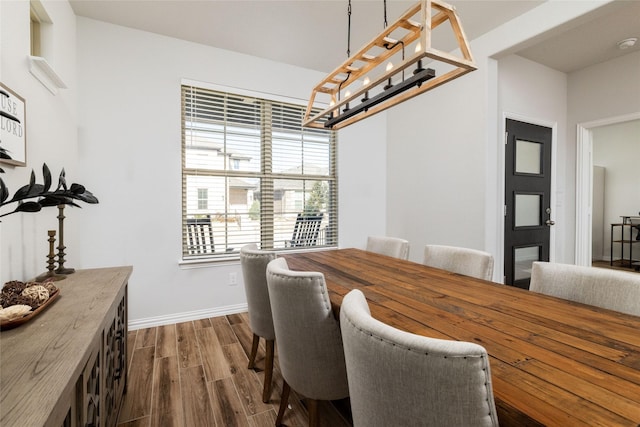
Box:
[22,285,50,307]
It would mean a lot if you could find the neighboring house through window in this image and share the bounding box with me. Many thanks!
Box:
[197,188,208,210]
[181,83,338,259]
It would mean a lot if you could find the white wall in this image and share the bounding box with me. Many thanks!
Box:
[1,0,79,281]
[386,63,488,263]
[593,120,640,261]
[385,0,618,276]
[75,17,387,326]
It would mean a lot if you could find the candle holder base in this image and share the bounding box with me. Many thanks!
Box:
[35,271,67,282]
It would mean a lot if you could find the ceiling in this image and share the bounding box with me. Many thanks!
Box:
[69,0,639,74]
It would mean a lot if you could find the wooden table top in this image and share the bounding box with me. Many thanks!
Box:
[282,248,640,427]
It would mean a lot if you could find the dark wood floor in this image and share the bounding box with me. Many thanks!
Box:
[117,312,352,427]
[592,260,640,273]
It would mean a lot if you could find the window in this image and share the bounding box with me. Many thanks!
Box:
[29,0,51,57]
[181,84,338,259]
[197,188,208,210]
[30,8,41,56]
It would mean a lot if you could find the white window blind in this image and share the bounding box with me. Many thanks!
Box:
[181,84,338,259]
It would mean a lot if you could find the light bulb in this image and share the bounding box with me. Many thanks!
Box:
[345,90,351,98]
[329,100,336,107]
[363,76,370,86]
[386,62,393,71]
[415,42,422,53]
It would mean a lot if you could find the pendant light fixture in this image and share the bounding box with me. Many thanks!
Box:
[303,0,477,130]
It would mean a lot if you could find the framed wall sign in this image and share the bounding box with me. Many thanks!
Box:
[0,82,27,167]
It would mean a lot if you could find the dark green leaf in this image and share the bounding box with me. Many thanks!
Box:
[0,163,98,218]
[58,168,67,191]
[70,183,86,194]
[15,201,42,213]
[9,183,45,202]
[43,163,52,193]
[39,195,74,207]
[72,190,99,204]
[0,178,8,203]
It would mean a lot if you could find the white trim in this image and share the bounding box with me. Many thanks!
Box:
[178,257,241,269]
[180,77,326,108]
[178,246,337,268]
[28,55,67,95]
[499,113,558,277]
[575,112,640,266]
[128,303,248,330]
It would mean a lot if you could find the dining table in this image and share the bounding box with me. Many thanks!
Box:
[282,248,640,426]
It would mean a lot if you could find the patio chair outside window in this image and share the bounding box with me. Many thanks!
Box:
[288,213,323,247]
[186,216,215,255]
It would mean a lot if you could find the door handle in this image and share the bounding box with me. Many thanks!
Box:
[546,220,555,226]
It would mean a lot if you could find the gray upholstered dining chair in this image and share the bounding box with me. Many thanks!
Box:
[423,244,494,281]
[366,235,410,260]
[239,244,277,403]
[530,261,640,316]
[266,257,349,427]
[339,289,499,427]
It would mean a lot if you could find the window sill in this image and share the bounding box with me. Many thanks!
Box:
[179,255,240,269]
[28,55,67,95]
[178,246,338,269]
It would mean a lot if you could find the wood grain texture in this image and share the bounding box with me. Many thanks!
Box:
[211,315,239,346]
[118,314,351,427]
[247,410,277,427]
[223,342,272,416]
[155,324,177,359]
[197,327,230,381]
[176,321,201,369]
[180,365,215,427]
[136,327,157,349]
[119,346,155,422]
[210,377,251,427]
[151,356,183,427]
[283,248,640,427]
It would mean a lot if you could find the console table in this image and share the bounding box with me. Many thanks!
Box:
[0,266,132,427]
[611,222,640,269]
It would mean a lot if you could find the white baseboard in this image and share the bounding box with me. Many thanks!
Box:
[128,303,248,330]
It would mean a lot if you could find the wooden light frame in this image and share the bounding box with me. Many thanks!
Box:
[303,0,477,130]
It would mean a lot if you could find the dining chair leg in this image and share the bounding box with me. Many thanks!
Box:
[262,339,275,403]
[275,380,291,427]
[248,333,260,369]
[307,398,319,427]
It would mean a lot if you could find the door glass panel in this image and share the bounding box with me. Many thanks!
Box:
[514,246,541,281]
[515,194,541,227]
[515,139,542,175]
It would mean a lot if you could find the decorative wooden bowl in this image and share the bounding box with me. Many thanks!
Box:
[0,288,60,331]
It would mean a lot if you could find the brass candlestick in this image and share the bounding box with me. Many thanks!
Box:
[35,230,66,282]
[55,204,75,274]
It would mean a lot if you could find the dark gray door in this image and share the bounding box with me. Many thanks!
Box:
[504,119,553,289]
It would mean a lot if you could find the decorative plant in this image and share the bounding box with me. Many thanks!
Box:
[0,163,98,219]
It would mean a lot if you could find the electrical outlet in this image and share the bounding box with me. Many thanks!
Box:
[229,272,238,286]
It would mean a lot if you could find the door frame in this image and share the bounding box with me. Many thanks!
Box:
[498,112,557,283]
[575,112,640,267]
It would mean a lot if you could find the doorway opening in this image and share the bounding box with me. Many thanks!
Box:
[575,113,640,269]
